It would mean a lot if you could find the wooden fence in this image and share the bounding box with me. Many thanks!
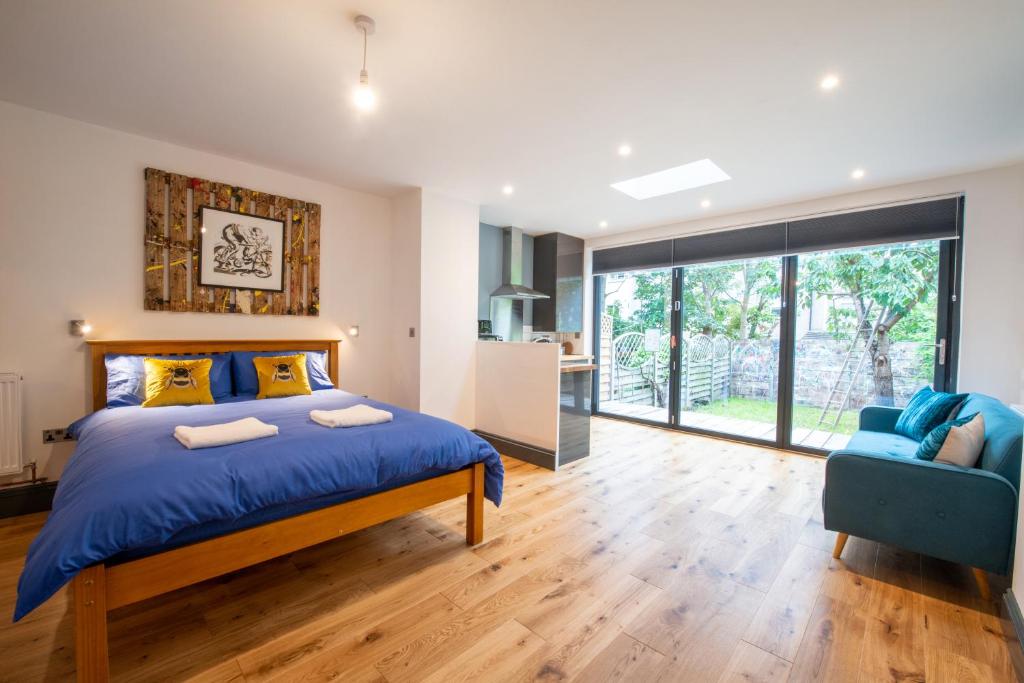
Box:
[599,315,731,409]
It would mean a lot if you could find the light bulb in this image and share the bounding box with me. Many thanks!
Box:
[820,74,840,91]
[353,69,376,112]
[353,86,376,112]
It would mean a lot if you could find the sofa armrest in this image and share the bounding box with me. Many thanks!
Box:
[858,405,904,433]
[824,449,1018,574]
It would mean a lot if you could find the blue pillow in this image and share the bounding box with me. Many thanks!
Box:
[895,387,968,441]
[915,413,979,461]
[231,350,334,395]
[104,353,233,408]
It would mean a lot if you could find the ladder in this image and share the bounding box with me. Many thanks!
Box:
[805,317,881,440]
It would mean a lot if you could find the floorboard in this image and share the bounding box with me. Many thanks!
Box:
[0,417,1016,681]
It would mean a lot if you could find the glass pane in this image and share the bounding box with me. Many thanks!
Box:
[597,269,673,424]
[678,257,783,442]
[791,240,941,450]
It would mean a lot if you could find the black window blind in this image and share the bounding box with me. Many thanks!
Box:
[592,197,961,274]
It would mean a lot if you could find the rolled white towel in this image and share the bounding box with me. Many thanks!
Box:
[174,417,279,450]
[310,404,393,428]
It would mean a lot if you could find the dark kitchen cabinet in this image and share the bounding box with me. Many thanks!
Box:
[532,232,584,332]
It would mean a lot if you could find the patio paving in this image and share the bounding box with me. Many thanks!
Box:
[599,399,852,450]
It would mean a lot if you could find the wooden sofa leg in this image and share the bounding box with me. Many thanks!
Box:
[74,564,109,682]
[832,533,849,559]
[466,462,484,546]
[972,567,992,601]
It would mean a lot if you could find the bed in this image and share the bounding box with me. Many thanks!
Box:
[14,339,503,682]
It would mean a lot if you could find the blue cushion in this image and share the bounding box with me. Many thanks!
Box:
[105,353,233,407]
[231,350,334,395]
[845,429,920,459]
[915,413,978,461]
[894,387,968,441]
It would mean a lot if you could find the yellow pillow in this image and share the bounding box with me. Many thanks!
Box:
[142,358,214,408]
[254,354,311,399]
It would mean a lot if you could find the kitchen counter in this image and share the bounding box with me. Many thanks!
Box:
[475,341,592,470]
[560,363,597,373]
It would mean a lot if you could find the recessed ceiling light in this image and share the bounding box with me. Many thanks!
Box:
[502,184,514,195]
[611,159,731,200]
[599,220,609,229]
[700,199,711,209]
[820,74,840,91]
[851,168,865,180]
[617,144,632,157]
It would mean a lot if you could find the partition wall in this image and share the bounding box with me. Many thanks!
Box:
[592,197,964,454]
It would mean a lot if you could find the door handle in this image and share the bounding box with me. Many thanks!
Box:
[935,338,946,366]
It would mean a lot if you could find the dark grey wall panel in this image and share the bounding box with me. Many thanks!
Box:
[533,232,584,332]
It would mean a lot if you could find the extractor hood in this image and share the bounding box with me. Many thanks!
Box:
[490,227,549,300]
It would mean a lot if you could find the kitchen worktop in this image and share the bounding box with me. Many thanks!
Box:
[560,363,597,373]
[475,341,591,470]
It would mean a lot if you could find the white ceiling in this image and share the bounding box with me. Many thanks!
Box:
[1,0,1022,238]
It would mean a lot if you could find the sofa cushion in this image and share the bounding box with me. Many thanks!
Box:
[845,430,920,459]
[915,413,982,464]
[956,394,1024,482]
[895,387,968,441]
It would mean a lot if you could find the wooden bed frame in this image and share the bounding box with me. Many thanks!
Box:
[73,340,486,682]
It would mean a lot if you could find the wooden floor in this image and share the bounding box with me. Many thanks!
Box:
[0,417,1018,682]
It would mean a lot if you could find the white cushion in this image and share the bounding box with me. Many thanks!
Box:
[934,412,985,467]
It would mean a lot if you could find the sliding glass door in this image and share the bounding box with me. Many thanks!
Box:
[789,240,943,450]
[592,204,961,455]
[595,268,673,425]
[677,257,783,441]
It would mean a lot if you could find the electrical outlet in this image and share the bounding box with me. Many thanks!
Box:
[42,428,74,444]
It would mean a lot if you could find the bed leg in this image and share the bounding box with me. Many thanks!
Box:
[466,462,484,546]
[74,564,109,682]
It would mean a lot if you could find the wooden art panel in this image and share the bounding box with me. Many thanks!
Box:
[143,168,321,316]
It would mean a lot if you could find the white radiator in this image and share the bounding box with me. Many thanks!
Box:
[0,373,23,475]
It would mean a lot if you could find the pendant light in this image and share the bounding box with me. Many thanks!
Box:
[353,15,377,112]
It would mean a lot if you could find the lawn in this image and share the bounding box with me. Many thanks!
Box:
[691,396,860,435]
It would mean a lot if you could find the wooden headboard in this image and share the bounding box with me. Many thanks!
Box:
[87,339,341,411]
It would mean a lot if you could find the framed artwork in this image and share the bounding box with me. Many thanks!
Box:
[198,206,285,292]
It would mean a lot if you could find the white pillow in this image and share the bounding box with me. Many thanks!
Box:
[934,412,986,467]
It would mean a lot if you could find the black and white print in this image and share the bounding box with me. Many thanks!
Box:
[198,207,285,292]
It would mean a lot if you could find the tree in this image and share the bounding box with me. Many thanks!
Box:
[798,243,939,405]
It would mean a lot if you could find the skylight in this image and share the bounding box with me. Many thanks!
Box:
[611,159,731,200]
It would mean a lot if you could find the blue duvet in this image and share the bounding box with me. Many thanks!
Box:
[14,390,502,621]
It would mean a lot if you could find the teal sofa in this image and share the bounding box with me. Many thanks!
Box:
[824,393,1022,597]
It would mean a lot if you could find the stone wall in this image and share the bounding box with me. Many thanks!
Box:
[731,337,931,408]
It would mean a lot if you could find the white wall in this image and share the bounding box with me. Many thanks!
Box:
[585,162,1024,405]
[0,101,393,480]
[385,188,479,428]
[419,190,479,428]
[388,189,422,412]
[476,341,559,450]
